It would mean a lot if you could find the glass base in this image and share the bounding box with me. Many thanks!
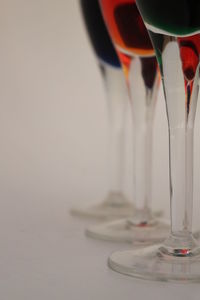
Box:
[70,191,163,220]
[70,191,135,220]
[86,217,169,244]
[108,241,200,282]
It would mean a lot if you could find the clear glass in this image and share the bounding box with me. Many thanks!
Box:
[108,0,200,282]
[86,0,167,243]
[71,62,135,219]
[70,0,135,219]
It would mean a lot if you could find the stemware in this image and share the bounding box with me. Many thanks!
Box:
[70,0,134,219]
[108,0,200,282]
[86,0,168,243]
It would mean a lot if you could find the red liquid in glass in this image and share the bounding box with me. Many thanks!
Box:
[100,0,154,57]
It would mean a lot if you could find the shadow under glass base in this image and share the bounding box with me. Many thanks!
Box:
[108,242,200,282]
[86,217,169,244]
[70,191,135,220]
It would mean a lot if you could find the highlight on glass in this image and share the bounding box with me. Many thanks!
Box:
[108,0,200,282]
[70,0,134,220]
[86,0,168,243]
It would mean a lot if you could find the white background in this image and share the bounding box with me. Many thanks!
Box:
[0,0,200,299]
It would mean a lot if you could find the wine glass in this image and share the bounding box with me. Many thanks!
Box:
[70,0,134,219]
[108,0,200,282]
[86,0,168,243]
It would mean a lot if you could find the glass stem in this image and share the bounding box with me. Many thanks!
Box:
[126,56,159,224]
[169,125,193,236]
[134,106,153,216]
[100,61,128,204]
[158,38,200,254]
[161,101,198,255]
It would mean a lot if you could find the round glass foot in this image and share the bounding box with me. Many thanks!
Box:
[86,217,169,244]
[70,191,163,220]
[108,242,200,282]
[70,191,135,219]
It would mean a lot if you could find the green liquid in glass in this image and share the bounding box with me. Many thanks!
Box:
[136,0,200,36]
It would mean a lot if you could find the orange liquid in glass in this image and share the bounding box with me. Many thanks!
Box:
[100,0,154,57]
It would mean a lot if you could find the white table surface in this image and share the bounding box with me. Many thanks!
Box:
[1,0,200,298]
[1,196,200,300]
